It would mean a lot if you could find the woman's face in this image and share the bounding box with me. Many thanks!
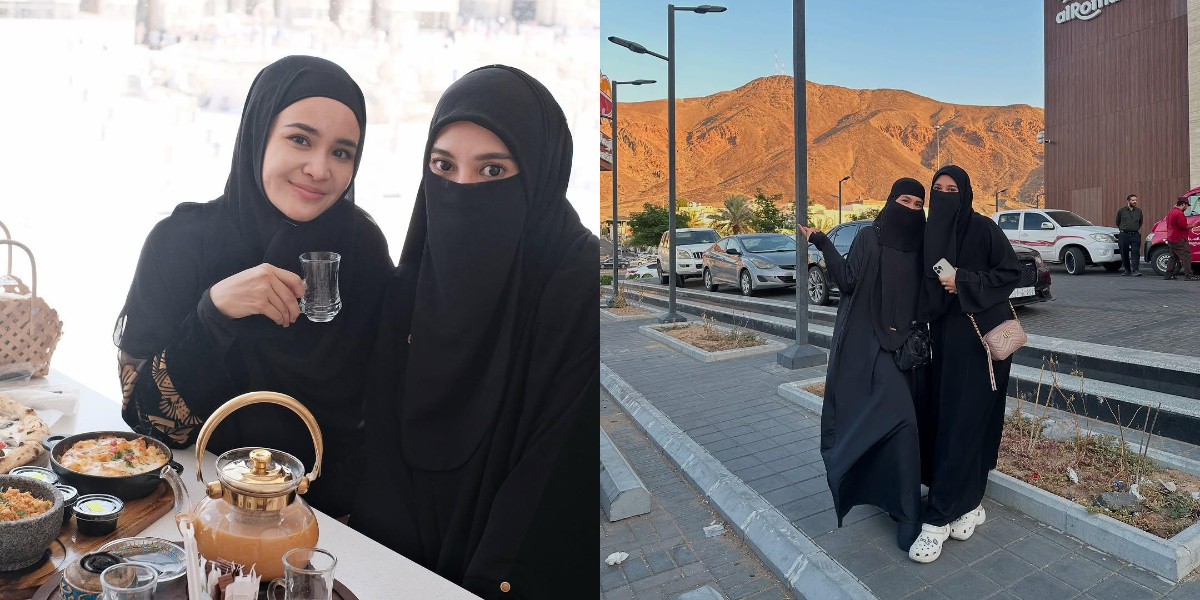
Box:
[932,174,959,193]
[261,97,360,222]
[895,194,925,210]
[429,121,520,184]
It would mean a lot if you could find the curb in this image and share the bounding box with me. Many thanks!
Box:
[601,363,876,600]
[601,302,665,322]
[639,324,789,363]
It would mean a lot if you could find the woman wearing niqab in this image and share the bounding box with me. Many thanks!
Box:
[349,65,597,599]
[909,165,1021,563]
[799,177,929,551]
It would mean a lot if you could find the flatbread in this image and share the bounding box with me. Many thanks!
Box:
[0,393,49,474]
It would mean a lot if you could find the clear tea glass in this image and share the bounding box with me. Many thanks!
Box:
[299,252,341,322]
[267,547,337,600]
[100,562,158,600]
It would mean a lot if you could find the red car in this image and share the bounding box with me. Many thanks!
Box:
[1144,186,1200,275]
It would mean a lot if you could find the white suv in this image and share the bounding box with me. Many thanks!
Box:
[656,227,721,285]
[992,209,1120,275]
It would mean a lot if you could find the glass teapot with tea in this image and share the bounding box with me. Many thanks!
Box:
[160,391,322,581]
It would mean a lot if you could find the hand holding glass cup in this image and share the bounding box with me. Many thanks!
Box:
[299,252,341,322]
[268,547,337,600]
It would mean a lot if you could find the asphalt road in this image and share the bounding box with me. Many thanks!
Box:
[631,264,1197,355]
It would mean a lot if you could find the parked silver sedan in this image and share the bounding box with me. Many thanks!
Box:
[701,233,799,296]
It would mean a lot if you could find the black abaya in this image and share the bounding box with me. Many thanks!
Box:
[812,225,923,551]
[114,56,392,516]
[349,66,597,599]
[918,166,1021,526]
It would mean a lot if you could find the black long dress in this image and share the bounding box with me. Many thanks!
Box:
[919,173,1021,525]
[812,226,923,551]
[349,66,597,599]
[114,57,392,517]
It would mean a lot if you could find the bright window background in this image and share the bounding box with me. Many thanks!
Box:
[0,1,599,401]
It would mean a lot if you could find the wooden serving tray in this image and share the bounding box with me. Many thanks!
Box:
[0,481,175,600]
[30,572,361,600]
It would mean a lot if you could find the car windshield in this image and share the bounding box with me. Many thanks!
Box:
[676,230,720,245]
[741,235,796,253]
[1046,211,1093,227]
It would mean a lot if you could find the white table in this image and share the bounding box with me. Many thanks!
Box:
[42,370,480,600]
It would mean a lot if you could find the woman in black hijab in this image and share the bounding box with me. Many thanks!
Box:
[349,65,597,599]
[909,165,1020,564]
[114,56,393,516]
[798,177,928,552]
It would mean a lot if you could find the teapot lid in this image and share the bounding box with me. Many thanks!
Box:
[215,448,301,497]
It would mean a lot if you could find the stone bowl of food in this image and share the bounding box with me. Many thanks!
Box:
[0,474,64,571]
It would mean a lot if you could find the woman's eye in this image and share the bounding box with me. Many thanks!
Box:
[432,159,452,172]
[333,149,354,160]
[482,164,505,178]
[288,135,310,146]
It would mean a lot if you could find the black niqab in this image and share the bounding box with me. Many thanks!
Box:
[871,177,926,351]
[397,65,590,471]
[113,56,392,509]
[921,164,974,321]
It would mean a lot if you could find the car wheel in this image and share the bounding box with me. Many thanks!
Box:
[1103,262,1121,272]
[658,264,669,285]
[740,270,755,296]
[1064,247,1086,275]
[1150,247,1172,276]
[703,268,719,292]
[675,274,685,288]
[808,267,830,305]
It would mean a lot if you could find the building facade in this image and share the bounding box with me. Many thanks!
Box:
[1043,0,1197,227]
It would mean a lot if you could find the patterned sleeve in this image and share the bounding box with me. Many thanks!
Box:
[118,300,238,449]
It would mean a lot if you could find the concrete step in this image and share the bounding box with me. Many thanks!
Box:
[630,285,1200,445]
[600,426,651,522]
[1006,363,1200,447]
[623,280,1200,401]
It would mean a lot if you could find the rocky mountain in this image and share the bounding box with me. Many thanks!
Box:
[602,75,1044,218]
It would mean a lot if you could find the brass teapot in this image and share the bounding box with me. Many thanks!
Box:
[160,391,323,581]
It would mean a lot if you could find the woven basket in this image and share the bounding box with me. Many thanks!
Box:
[0,236,63,378]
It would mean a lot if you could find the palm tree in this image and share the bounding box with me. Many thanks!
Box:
[708,195,756,235]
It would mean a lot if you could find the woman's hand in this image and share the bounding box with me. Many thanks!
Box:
[940,274,957,294]
[209,264,306,327]
[798,225,814,241]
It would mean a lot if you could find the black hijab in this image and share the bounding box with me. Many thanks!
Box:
[114,56,392,471]
[921,164,974,320]
[870,178,926,350]
[396,65,593,471]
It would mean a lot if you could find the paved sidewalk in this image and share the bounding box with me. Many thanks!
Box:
[601,392,798,600]
[601,317,1200,599]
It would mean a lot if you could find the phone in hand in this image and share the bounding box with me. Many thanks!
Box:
[933,258,957,279]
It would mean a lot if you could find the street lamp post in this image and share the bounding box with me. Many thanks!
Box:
[995,188,1008,213]
[609,78,657,301]
[609,4,725,325]
[777,0,826,370]
[837,175,850,224]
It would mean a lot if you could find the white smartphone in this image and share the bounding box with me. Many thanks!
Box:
[932,258,957,279]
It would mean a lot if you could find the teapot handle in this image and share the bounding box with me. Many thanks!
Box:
[194,391,323,491]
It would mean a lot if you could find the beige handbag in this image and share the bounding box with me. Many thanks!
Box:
[0,230,63,379]
[967,301,1026,391]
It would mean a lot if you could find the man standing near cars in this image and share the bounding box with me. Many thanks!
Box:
[1115,194,1143,276]
[1163,197,1199,281]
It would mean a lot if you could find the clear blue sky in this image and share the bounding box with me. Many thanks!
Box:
[601,0,1045,108]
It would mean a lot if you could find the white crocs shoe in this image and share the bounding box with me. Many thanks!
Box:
[949,505,986,541]
[909,524,950,563]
